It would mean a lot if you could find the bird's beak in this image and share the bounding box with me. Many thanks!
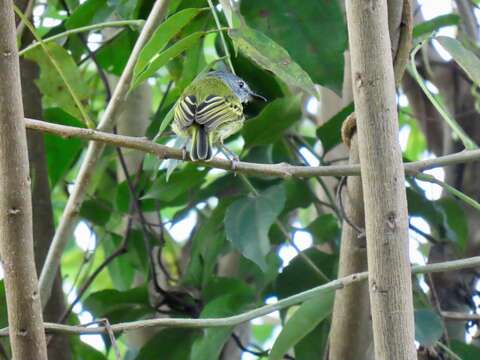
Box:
[249,91,267,102]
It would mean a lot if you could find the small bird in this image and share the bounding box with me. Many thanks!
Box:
[172,70,265,163]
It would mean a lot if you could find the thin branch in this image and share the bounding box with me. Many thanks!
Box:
[0,256,479,336]
[38,0,171,308]
[25,117,480,178]
[15,0,34,39]
[207,0,235,73]
[441,311,480,321]
[19,20,145,56]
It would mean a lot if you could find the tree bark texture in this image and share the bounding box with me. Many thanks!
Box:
[0,1,48,359]
[345,0,416,359]
[329,135,373,360]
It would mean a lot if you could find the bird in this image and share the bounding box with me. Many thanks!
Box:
[172,70,265,164]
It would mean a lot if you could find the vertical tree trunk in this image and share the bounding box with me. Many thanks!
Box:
[345,0,416,359]
[0,1,48,359]
[329,135,373,360]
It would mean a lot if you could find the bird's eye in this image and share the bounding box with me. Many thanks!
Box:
[238,81,244,88]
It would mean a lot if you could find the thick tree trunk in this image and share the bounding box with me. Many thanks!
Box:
[345,0,416,358]
[0,1,48,359]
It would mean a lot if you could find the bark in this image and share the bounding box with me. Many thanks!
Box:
[0,1,48,359]
[345,0,416,358]
[329,135,372,360]
[21,49,72,360]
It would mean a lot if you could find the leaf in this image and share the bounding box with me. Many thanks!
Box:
[65,0,114,29]
[436,198,468,251]
[243,96,301,147]
[224,184,286,271]
[413,14,460,38]
[71,336,108,360]
[450,340,480,360]
[436,36,480,85]
[96,29,136,76]
[414,309,443,347]
[294,321,330,360]
[276,248,336,299]
[133,31,207,88]
[183,201,231,288]
[79,199,112,226]
[135,8,207,75]
[306,214,340,245]
[269,293,334,360]
[135,328,199,360]
[102,233,134,290]
[83,287,149,317]
[190,285,254,360]
[241,0,347,94]
[229,25,317,97]
[24,43,90,120]
[316,103,354,153]
[43,108,84,187]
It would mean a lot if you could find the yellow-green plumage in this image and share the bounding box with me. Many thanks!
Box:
[172,71,250,161]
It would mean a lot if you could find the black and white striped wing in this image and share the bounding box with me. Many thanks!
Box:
[174,95,197,130]
[195,95,243,132]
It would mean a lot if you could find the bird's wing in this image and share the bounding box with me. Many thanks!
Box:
[195,95,243,131]
[174,95,197,129]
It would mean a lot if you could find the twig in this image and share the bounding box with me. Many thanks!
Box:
[19,20,145,56]
[415,172,480,211]
[436,341,462,360]
[101,319,121,360]
[409,41,478,150]
[25,118,480,178]
[207,0,235,73]
[15,0,34,39]
[0,256,477,336]
[38,0,171,308]
[441,311,480,321]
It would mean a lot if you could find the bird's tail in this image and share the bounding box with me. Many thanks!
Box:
[190,126,213,161]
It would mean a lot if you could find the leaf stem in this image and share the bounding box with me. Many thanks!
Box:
[207,0,235,74]
[409,41,477,150]
[19,20,145,56]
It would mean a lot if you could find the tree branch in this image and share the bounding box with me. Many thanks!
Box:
[346,0,416,358]
[0,1,47,358]
[0,256,479,336]
[25,117,480,178]
[38,0,171,308]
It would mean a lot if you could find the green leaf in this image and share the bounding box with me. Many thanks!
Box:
[24,43,90,120]
[269,293,334,360]
[413,14,460,38]
[79,199,112,226]
[102,233,134,290]
[276,248,336,299]
[229,25,317,97]
[71,336,108,360]
[65,0,114,29]
[437,198,468,251]
[436,36,480,85]
[450,340,480,360]
[96,29,136,76]
[133,31,207,88]
[0,282,8,328]
[306,214,340,245]
[225,184,286,271]
[241,0,347,94]
[135,328,199,360]
[243,96,301,147]
[183,201,231,288]
[414,309,443,347]
[43,108,84,187]
[316,103,354,153]
[83,287,149,317]
[135,8,207,75]
[190,285,254,360]
[294,321,330,360]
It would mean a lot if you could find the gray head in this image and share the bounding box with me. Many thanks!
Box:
[207,70,266,103]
